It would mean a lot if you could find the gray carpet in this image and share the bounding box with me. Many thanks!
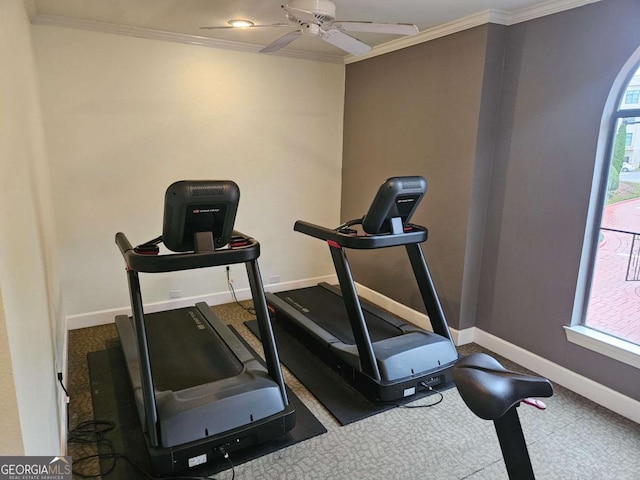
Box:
[68,301,640,479]
[228,344,640,480]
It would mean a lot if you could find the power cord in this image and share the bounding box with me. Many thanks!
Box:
[334,217,363,234]
[57,373,71,432]
[68,420,117,478]
[218,448,236,480]
[57,372,70,397]
[68,420,235,480]
[226,266,256,316]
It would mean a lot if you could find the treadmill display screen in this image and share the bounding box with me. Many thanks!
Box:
[162,180,240,252]
[362,176,427,234]
[395,194,422,218]
[182,203,228,247]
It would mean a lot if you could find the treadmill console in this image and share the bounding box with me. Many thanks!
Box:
[361,176,427,235]
[162,180,240,252]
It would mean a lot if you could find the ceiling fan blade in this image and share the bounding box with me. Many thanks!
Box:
[321,28,371,56]
[260,30,303,53]
[200,23,290,30]
[329,22,419,36]
[282,5,322,24]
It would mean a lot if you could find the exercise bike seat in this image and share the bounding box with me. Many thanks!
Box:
[453,352,553,420]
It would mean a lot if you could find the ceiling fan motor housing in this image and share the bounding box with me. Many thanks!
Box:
[286,0,336,24]
[261,0,415,56]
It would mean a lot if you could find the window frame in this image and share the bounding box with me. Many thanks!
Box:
[568,51,640,367]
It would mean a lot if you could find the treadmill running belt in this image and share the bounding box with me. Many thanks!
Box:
[275,286,403,345]
[145,308,243,392]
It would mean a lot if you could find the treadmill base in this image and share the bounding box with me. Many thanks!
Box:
[116,303,297,476]
[146,405,296,477]
[271,306,456,403]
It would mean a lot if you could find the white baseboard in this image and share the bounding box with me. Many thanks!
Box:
[267,275,337,294]
[473,329,640,425]
[66,275,336,330]
[346,283,640,425]
[353,282,472,344]
[454,326,477,345]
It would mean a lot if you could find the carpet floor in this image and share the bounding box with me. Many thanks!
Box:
[67,301,640,479]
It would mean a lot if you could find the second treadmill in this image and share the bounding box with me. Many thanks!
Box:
[266,176,458,403]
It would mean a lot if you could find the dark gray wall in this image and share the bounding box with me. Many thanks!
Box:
[343,0,640,400]
[459,25,507,330]
[342,24,503,329]
[476,0,640,399]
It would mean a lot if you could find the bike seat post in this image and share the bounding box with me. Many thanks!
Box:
[494,405,535,480]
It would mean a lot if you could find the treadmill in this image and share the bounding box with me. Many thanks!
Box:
[115,180,295,476]
[266,176,458,403]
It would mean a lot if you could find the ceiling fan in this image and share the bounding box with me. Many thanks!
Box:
[200,0,419,56]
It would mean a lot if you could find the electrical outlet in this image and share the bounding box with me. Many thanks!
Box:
[269,275,280,284]
[226,265,235,284]
[169,289,182,299]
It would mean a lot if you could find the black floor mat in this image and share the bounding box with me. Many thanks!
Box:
[86,328,326,479]
[245,319,451,426]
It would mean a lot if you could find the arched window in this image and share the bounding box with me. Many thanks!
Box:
[573,58,640,353]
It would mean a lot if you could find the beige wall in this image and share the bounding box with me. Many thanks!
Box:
[0,0,62,454]
[33,26,345,319]
[0,292,24,455]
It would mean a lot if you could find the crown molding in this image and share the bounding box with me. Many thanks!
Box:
[30,14,344,64]
[508,0,602,25]
[344,9,507,64]
[28,0,602,65]
[347,0,602,64]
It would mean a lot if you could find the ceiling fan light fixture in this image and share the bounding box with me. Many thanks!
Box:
[227,19,255,28]
[205,1,419,57]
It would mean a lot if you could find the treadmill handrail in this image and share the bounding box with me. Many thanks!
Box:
[294,220,428,249]
[116,231,260,272]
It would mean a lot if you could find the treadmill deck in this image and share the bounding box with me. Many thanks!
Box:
[144,307,243,391]
[275,285,403,345]
[116,302,288,448]
[268,284,458,398]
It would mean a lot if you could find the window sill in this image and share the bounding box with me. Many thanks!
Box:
[564,325,640,369]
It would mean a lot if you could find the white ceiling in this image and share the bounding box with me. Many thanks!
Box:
[27,0,600,63]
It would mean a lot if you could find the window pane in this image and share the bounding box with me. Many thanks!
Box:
[624,118,639,171]
[619,67,640,110]
[625,90,639,104]
[584,116,640,345]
